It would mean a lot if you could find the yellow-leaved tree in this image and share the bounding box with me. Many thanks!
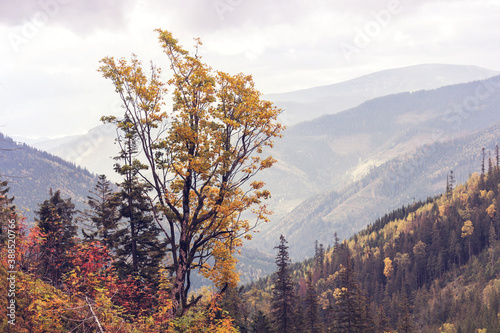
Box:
[98,29,283,318]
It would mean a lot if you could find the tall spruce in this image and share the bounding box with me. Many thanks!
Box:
[272,234,296,333]
[83,174,120,249]
[332,253,368,332]
[305,271,320,333]
[396,291,415,333]
[496,144,499,167]
[113,115,166,286]
[34,190,77,286]
[251,310,273,333]
[482,147,486,175]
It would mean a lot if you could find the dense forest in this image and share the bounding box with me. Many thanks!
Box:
[229,149,500,332]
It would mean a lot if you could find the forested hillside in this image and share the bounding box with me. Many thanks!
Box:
[0,133,97,223]
[264,122,500,259]
[230,158,500,332]
[258,75,500,222]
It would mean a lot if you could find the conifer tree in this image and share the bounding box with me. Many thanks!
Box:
[0,177,16,244]
[448,170,455,194]
[482,147,486,175]
[113,117,166,286]
[251,310,273,333]
[271,235,296,333]
[83,174,120,249]
[305,271,320,333]
[397,292,415,333]
[488,154,494,177]
[496,144,499,167]
[331,253,368,332]
[34,190,78,286]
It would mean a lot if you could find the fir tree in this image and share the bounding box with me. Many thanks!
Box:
[482,147,486,175]
[34,189,78,286]
[83,174,120,249]
[397,292,415,333]
[305,271,320,333]
[496,144,499,168]
[448,170,455,195]
[113,116,166,287]
[332,253,368,332]
[271,235,296,333]
[0,177,16,244]
[251,310,273,333]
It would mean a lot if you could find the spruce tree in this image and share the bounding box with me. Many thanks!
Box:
[83,174,120,249]
[271,234,296,333]
[482,147,486,175]
[396,292,415,333]
[305,271,320,333]
[34,190,78,286]
[332,253,368,332]
[113,115,166,287]
[496,144,499,167]
[251,310,273,333]
[0,177,16,245]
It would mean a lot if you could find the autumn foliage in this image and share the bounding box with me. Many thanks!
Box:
[98,28,283,317]
[1,28,282,332]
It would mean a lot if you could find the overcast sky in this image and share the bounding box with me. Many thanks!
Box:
[1,0,499,139]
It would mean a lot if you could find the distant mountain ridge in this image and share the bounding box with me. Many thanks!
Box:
[0,133,97,224]
[258,74,500,220]
[266,63,500,125]
[257,121,500,259]
[21,64,499,183]
[252,75,500,259]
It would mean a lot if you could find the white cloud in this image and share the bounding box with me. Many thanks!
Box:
[1,0,500,138]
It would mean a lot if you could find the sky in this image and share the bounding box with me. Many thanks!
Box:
[1,0,500,139]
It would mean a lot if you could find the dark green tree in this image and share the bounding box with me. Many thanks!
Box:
[82,174,120,249]
[305,271,320,333]
[34,190,77,286]
[0,177,16,245]
[220,286,248,331]
[496,144,499,167]
[332,253,368,332]
[271,235,296,333]
[251,310,273,333]
[396,292,415,333]
[112,115,166,287]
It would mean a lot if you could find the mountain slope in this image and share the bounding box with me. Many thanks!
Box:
[0,133,97,224]
[257,121,500,259]
[242,166,500,332]
[258,74,500,223]
[267,63,500,125]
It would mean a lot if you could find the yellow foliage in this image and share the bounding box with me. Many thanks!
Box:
[462,220,474,238]
[487,202,496,218]
[383,257,394,278]
[439,323,457,333]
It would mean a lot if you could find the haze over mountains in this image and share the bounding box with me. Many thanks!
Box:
[9,63,500,264]
[266,63,500,125]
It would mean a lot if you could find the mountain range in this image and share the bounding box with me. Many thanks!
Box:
[266,63,500,125]
[0,133,97,225]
